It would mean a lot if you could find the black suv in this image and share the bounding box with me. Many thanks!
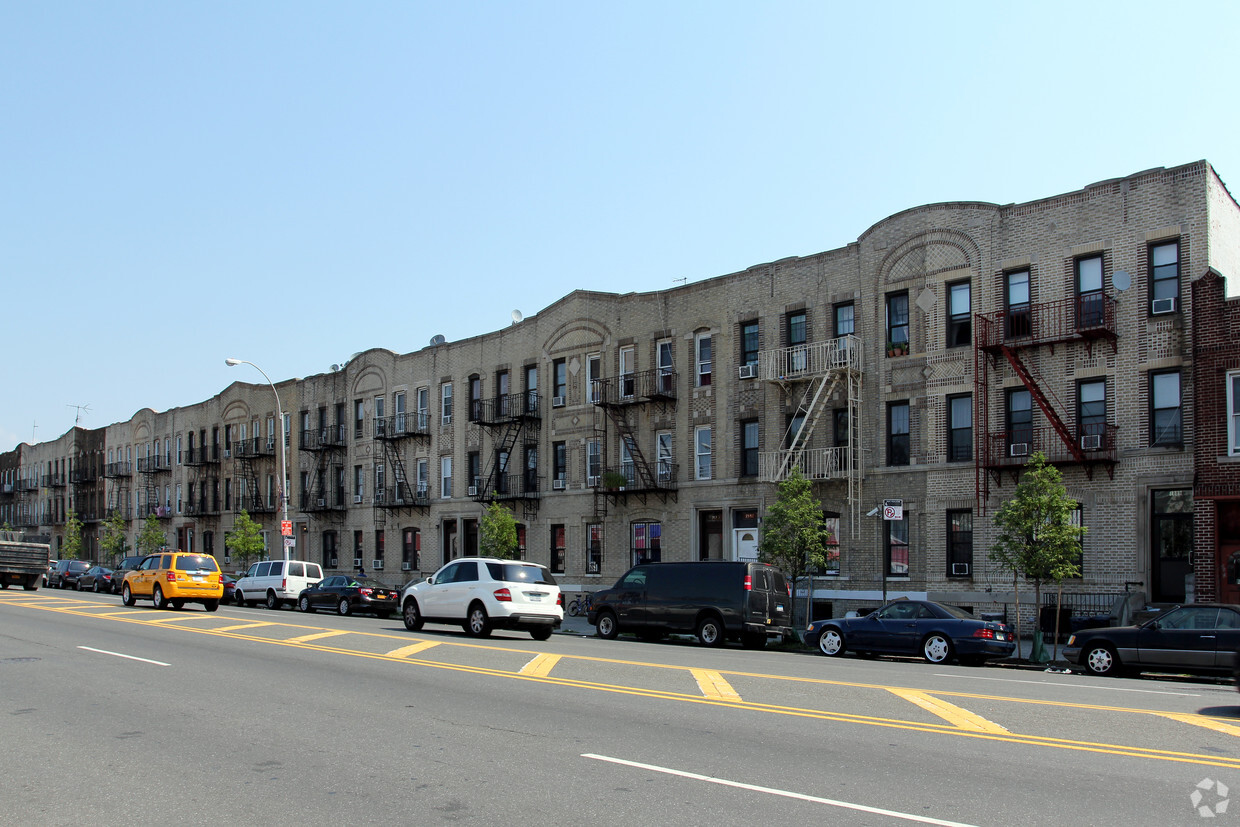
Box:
[48,559,91,589]
[110,556,148,594]
[588,561,791,648]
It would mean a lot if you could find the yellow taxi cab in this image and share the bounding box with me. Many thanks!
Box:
[122,550,224,611]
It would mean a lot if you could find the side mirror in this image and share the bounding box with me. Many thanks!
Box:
[425,575,434,584]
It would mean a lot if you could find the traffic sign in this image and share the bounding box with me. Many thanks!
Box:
[283,537,296,548]
[281,520,293,536]
[883,499,903,520]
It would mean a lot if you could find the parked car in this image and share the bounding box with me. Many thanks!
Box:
[77,566,114,592]
[220,574,237,604]
[298,576,398,617]
[121,551,223,611]
[110,555,148,594]
[806,599,1016,664]
[233,559,325,610]
[48,559,91,589]
[587,561,792,648]
[1063,603,1240,677]
[401,557,562,640]
[44,560,59,587]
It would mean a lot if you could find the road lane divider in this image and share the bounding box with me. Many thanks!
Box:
[520,653,562,677]
[285,630,351,644]
[77,646,169,667]
[211,621,277,632]
[886,688,1008,733]
[385,640,443,658]
[691,669,742,701]
[1157,712,1240,737]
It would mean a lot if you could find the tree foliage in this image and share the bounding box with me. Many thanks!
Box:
[479,503,519,559]
[61,510,84,561]
[100,511,129,564]
[134,513,167,557]
[758,467,829,630]
[226,510,266,569]
[989,452,1085,653]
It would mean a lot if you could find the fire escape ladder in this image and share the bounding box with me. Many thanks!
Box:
[774,371,841,481]
[1000,345,1084,463]
[605,406,657,488]
[236,453,260,513]
[478,419,523,500]
[383,440,411,506]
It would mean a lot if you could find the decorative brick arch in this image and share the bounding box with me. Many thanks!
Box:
[879,229,982,285]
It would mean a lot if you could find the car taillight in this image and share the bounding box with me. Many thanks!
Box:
[972,628,996,640]
[282,578,287,591]
[493,587,512,602]
[165,571,176,582]
[359,588,373,596]
[557,592,563,607]
[743,575,752,591]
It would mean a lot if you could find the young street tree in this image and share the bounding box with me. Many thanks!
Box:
[989,452,1085,657]
[100,511,130,565]
[479,502,519,559]
[226,510,266,571]
[134,513,167,557]
[61,510,84,561]
[757,466,830,635]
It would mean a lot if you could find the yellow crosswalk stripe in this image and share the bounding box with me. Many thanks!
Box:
[284,630,350,644]
[691,669,742,701]
[385,640,442,658]
[1159,712,1240,737]
[887,688,1008,733]
[520,653,562,677]
[212,622,276,632]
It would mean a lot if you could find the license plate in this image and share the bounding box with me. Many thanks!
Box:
[996,632,1007,641]
[527,593,543,602]
[776,604,785,612]
[192,576,204,582]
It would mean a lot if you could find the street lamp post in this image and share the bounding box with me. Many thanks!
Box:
[225,358,290,561]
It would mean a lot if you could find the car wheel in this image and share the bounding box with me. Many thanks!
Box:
[94,581,102,593]
[1084,643,1120,676]
[465,603,491,637]
[203,599,219,612]
[403,599,425,631]
[696,615,724,647]
[298,595,311,613]
[152,585,168,610]
[595,611,619,640]
[922,634,953,664]
[266,592,282,611]
[337,598,351,616]
[530,627,553,641]
[122,584,136,606]
[234,590,245,607]
[818,628,846,657]
[76,580,83,591]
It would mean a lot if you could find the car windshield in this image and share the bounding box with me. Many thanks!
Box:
[174,556,220,574]
[70,561,90,571]
[485,562,556,585]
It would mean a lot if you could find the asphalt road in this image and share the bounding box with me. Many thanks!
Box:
[3,589,1238,825]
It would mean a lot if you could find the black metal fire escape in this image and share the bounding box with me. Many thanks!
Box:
[591,367,678,511]
[300,423,347,521]
[233,436,276,515]
[373,410,432,530]
[472,392,542,523]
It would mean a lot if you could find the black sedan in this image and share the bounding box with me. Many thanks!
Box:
[296,576,398,618]
[1063,603,1240,677]
[221,574,238,604]
[76,566,115,593]
[806,599,1016,665]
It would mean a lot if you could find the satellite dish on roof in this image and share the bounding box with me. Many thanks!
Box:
[1113,270,1131,291]
[430,334,446,346]
[511,309,524,324]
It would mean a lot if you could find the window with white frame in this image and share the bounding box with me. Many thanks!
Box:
[587,353,600,403]
[696,333,712,386]
[441,382,453,425]
[1150,370,1182,446]
[417,458,429,497]
[695,426,712,480]
[656,432,673,482]
[440,456,452,498]
[619,345,635,398]
[586,439,601,484]
[1229,370,1240,456]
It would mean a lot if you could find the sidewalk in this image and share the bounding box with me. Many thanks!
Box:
[557,613,595,636]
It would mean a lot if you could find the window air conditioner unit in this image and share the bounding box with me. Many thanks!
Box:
[467,485,478,497]
[1009,443,1029,457]
[738,364,757,380]
[353,558,363,568]
[552,478,566,490]
[316,498,326,508]
[266,440,275,451]
[1151,297,1177,315]
[353,494,363,504]
[372,560,383,571]
[1080,434,1102,451]
[223,556,231,564]
[552,396,566,408]
[329,557,338,568]
[587,475,600,487]
[401,562,412,571]
[951,562,970,576]
[224,449,231,459]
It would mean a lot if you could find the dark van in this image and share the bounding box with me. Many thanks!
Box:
[587,561,791,648]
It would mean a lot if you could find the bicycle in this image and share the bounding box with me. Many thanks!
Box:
[567,592,592,617]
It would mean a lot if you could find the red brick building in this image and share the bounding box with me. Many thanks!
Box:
[1191,268,1240,603]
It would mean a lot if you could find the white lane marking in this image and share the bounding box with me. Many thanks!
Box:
[77,646,170,667]
[931,673,1200,697]
[583,754,979,827]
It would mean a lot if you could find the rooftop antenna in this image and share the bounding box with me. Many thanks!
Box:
[67,403,91,426]
[673,277,688,286]
[32,421,37,442]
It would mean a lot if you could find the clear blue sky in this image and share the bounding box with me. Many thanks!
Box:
[3,1,1238,452]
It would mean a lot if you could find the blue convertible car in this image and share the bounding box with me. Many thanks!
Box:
[806,599,1016,665]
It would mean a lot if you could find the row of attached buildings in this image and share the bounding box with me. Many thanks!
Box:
[4,160,1240,621]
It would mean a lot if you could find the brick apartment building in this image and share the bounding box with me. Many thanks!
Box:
[4,160,1239,623]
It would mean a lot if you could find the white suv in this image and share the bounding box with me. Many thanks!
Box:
[234,559,325,610]
[401,557,563,640]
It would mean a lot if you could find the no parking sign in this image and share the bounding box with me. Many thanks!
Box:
[883,499,903,521]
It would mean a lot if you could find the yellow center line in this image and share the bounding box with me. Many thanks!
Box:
[285,630,351,644]
[520,653,562,677]
[385,640,443,658]
[212,622,276,632]
[887,688,1008,733]
[691,669,742,701]
[1158,712,1240,737]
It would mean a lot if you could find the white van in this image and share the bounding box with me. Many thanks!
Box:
[234,559,325,610]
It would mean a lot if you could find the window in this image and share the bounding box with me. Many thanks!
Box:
[786,311,807,373]
[416,458,429,498]
[1151,371,1182,446]
[1006,269,1031,338]
[741,420,759,477]
[695,426,712,480]
[469,375,483,421]
[1076,255,1104,328]
[402,528,420,571]
[657,339,674,393]
[887,517,909,576]
[1150,241,1180,312]
[354,531,364,565]
[833,409,849,448]
[552,441,567,485]
[375,463,386,502]
[374,530,385,565]
[947,281,971,347]
[417,387,429,429]
[887,402,909,466]
[354,465,364,500]
[372,395,385,437]
[524,365,537,414]
[946,510,972,577]
[440,456,452,498]
[586,439,601,484]
[587,353,600,403]
[553,359,567,403]
[1229,371,1240,456]
[886,292,909,350]
[834,302,855,338]
[740,321,759,369]
[619,436,635,486]
[1151,489,1192,603]
[1007,388,1032,454]
[496,370,510,416]
[393,391,406,432]
[785,412,805,449]
[619,346,635,398]
[656,432,673,483]
[630,521,662,567]
[947,394,972,461]
[587,523,602,573]
[696,334,712,386]
[1078,380,1106,447]
[441,382,453,425]
[467,451,481,493]
[550,525,566,573]
[354,399,365,439]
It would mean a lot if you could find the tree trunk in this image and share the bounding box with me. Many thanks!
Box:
[1011,569,1021,660]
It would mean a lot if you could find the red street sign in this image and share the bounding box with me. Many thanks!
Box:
[281,520,293,536]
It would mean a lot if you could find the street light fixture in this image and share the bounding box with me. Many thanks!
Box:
[225,358,290,561]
